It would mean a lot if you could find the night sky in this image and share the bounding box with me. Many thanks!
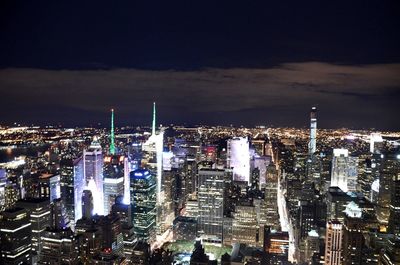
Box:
[1,2,399,130]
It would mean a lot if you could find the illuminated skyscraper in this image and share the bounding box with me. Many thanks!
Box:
[0,169,6,212]
[388,162,400,236]
[60,156,75,228]
[0,208,32,265]
[103,155,125,214]
[342,202,363,265]
[378,154,400,224]
[309,106,317,155]
[232,202,258,246]
[83,138,105,215]
[16,198,51,256]
[130,168,156,241]
[197,169,225,244]
[227,137,250,183]
[141,102,165,237]
[325,220,343,265]
[71,156,86,228]
[331,149,358,192]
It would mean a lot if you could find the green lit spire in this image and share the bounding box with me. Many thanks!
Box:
[110,108,115,155]
[152,102,156,136]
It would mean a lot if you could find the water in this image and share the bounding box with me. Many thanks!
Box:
[0,144,50,163]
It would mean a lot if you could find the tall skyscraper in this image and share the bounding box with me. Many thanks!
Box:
[388,164,400,236]
[309,106,317,155]
[0,208,32,265]
[110,108,116,155]
[15,198,51,256]
[197,169,225,244]
[103,155,125,214]
[39,199,79,264]
[60,156,75,228]
[130,168,156,241]
[0,169,6,212]
[378,154,400,224]
[342,201,364,265]
[111,196,136,262]
[72,156,85,228]
[141,102,165,238]
[331,149,358,192]
[227,137,250,183]
[232,201,258,246]
[83,138,105,215]
[325,220,343,265]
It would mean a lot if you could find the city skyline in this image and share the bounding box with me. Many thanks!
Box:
[1,2,399,130]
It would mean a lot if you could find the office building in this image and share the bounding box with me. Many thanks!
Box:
[388,166,400,236]
[342,201,364,265]
[309,106,317,155]
[0,208,32,265]
[15,198,51,256]
[130,168,156,241]
[83,138,105,216]
[325,220,343,265]
[331,148,358,192]
[103,155,125,215]
[197,169,225,244]
[232,201,258,246]
[227,137,250,183]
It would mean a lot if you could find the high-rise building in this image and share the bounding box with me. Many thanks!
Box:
[342,201,364,265]
[227,137,250,183]
[0,207,32,265]
[232,201,258,246]
[60,156,75,228]
[388,163,400,236]
[378,154,400,225]
[83,138,105,216]
[111,196,135,262]
[39,228,80,264]
[331,149,358,192]
[38,173,61,202]
[50,198,70,229]
[72,156,85,228]
[325,220,343,265]
[141,102,164,238]
[197,169,225,244]
[15,198,51,256]
[298,200,315,240]
[39,199,79,264]
[358,156,374,200]
[326,186,354,221]
[103,155,125,215]
[0,169,6,212]
[130,168,156,241]
[264,228,289,264]
[309,106,317,155]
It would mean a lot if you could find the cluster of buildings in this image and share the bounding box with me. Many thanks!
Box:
[0,105,399,265]
[271,108,400,264]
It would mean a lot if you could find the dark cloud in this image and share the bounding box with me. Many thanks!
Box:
[0,62,399,129]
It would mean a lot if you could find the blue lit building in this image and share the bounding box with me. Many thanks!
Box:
[130,168,156,241]
[72,157,85,227]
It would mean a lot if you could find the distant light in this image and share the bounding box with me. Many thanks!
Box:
[397,154,400,160]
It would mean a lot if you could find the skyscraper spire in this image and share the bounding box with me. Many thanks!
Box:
[110,108,115,155]
[152,102,156,136]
